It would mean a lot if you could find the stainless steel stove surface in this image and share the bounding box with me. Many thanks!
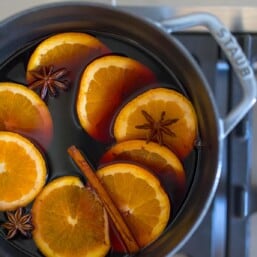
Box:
[121,6,257,257]
[172,33,254,257]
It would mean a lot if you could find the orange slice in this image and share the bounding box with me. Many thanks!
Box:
[0,131,47,211]
[0,82,53,149]
[113,88,197,159]
[76,55,156,142]
[32,176,110,257]
[100,140,186,206]
[96,162,170,249]
[26,32,110,83]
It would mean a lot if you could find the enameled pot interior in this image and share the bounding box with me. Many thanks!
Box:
[0,3,221,257]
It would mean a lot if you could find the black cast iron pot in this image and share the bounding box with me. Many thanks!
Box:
[0,2,256,257]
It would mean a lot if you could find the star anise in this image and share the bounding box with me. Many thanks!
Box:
[1,207,33,239]
[135,110,179,146]
[28,65,70,100]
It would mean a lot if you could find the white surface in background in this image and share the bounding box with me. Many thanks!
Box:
[0,0,257,22]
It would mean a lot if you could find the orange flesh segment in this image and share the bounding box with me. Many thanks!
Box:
[100,140,186,209]
[0,131,47,211]
[32,176,110,257]
[113,88,197,159]
[76,55,156,142]
[97,163,170,248]
[26,32,110,82]
[0,82,53,149]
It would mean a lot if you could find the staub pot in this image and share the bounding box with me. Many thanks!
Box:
[0,2,256,257]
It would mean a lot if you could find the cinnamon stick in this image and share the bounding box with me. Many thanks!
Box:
[67,145,140,253]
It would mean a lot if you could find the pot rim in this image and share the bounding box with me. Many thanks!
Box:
[0,2,223,256]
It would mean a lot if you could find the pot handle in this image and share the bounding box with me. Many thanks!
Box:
[159,13,257,139]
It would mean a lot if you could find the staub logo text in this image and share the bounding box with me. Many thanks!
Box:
[217,27,251,78]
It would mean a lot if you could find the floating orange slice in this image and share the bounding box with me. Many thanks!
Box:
[32,176,110,257]
[0,131,47,211]
[113,88,197,159]
[76,55,156,142]
[26,32,110,83]
[100,140,186,206]
[96,162,170,249]
[0,82,53,149]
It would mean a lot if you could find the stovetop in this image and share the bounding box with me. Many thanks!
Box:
[170,33,255,257]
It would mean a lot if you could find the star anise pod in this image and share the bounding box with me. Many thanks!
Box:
[28,65,70,100]
[135,110,179,146]
[1,207,33,239]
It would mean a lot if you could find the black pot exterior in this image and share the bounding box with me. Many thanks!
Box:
[0,3,222,257]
